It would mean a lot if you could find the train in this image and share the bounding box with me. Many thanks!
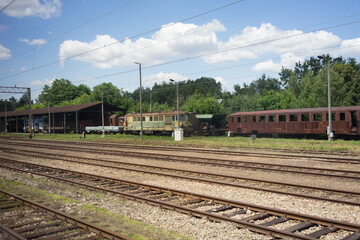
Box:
[124,111,200,136]
[228,106,360,139]
[84,111,227,136]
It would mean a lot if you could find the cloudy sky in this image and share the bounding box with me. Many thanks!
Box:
[0,0,359,99]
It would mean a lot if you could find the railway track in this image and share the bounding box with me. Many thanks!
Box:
[1,137,360,164]
[2,140,360,180]
[2,149,360,207]
[0,158,360,240]
[0,189,132,240]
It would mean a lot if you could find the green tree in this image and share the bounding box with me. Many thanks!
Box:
[181,94,224,114]
[38,79,90,106]
[91,82,130,114]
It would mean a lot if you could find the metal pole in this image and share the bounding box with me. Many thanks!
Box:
[327,61,333,142]
[135,62,143,140]
[101,93,105,138]
[176,81,179,129]
[48,93,51,135]
[4,100,7,133]
[27,88,32,139]
[150,91,152,112]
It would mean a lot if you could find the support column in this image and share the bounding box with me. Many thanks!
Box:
[53,114,55,134]
[16,116,18,133]
[63,113,66,134]
[76,111,78,134]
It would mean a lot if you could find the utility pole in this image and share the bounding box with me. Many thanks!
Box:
[134,62,143,140]
[4,100,7,133]
[0,86,32,138]
[317,55,341,142]
[48,93,51,135]
[101,92,105,138]
[27,88,32,139]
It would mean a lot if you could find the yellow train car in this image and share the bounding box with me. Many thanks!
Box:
[124,111,200,136]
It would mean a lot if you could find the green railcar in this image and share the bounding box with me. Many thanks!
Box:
[124,111,200,136]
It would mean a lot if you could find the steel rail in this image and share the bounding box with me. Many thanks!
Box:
[0,189,133,240]
[3,138,360,163]
[1,160,360,239]
[0,223,27,240]
[2,150,360,207]
[3,141,360,179]
[1,137,360,163]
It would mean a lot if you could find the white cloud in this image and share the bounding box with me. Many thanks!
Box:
[253,53,304,72]
[214,76,226,86]
[59,19,225,68]
[0,43,11,60]
[143,72,188,87]
[3,0,62,19]
[19,38,47,46]
[339,37,360,56]
[253,59,280,72]
[204,23,341,64]
[30,78,55,86]
[58,20,358,71]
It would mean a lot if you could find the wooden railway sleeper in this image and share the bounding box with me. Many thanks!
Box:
[306,226,338,238]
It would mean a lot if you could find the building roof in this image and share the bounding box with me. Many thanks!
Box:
[229,106,360,116]
[0,102,120,118]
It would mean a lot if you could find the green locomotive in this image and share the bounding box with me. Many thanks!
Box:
[124,111,200,136]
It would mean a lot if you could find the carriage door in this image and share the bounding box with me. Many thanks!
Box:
[350,111,357,132]
[165,116,172,125]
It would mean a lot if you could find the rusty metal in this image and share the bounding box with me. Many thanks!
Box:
[1,159,360,239]
[3,137,360,164]
[228,106,360,136]
[0,189,133,240]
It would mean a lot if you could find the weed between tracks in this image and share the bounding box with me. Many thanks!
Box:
[3,132,360,153]
[0,175,191,240]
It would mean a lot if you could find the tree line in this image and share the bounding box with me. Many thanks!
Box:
[1,55,360,115]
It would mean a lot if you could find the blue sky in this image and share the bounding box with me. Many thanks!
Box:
[0,0,359,100]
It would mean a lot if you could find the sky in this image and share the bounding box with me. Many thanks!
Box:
[0,0,360,101]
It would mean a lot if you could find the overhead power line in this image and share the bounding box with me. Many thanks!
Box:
[0,0,244,81]
[0,0,15,13]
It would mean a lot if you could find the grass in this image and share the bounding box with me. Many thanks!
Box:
[3,132,360,153]
[0,176,191,240]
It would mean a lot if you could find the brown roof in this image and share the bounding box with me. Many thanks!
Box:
[229,106,360,116]
[0,102,104,117]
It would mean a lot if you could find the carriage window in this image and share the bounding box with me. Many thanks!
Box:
[268,115,275,122]
[252,116,257,122]
[326,113,336,121]
[301,114,309,122]
[154,116,158,121]
[133,117,136,121]
[231,117,234,123]
[313,113,322,121]
[279,115,286,122]
[150,116,153,121]
[237,117,241,123]
[180,114,185,121]
[142,117,145,121]
[159,116,163,121]
[290,114,298,122]
[243,116,247,123]
[340,112,345,121]
[172,115,175,121]
[259,116,265,122]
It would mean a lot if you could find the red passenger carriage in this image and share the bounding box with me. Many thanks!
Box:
[228,106,360,138]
